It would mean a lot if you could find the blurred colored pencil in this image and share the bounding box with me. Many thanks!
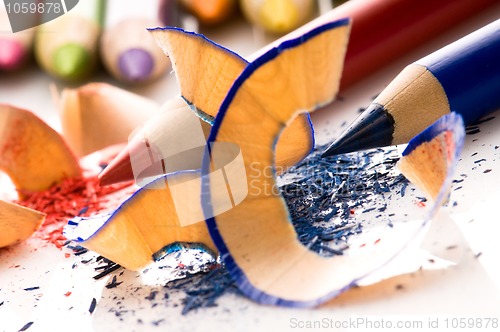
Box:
[0,7,34,71]
[101,0,170,84]
[159,0,199,32]
[240,0,317,34]
[158,0,183,27]
[34,0,105,81]
[178,0,237,26]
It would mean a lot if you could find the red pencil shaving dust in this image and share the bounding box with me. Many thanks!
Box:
[415,201,426,208]
[15,176,134,248]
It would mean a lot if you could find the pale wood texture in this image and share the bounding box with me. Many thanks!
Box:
[81,171,215,270]
[0,199,45,248]
[150,28,314,169]
[150,28,247,120]
[398,132,451,201]
[375,64,450,144]
[0,104,81,196]
[59,83,161,157]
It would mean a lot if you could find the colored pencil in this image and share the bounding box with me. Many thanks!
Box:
[250,0,498,90]
[100,0,170,84]
[158,0,182,27]
[239,0,316,34]
[98,0,497,185]
[34,0,105,81]
[158,0,199,32]
[0,8,34,71]
[178,0,237,26]
[322,19,500,157]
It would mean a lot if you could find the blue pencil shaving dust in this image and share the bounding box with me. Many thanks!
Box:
[280,144,419,257]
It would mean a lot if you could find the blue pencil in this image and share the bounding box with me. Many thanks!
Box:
[322,18,500,157]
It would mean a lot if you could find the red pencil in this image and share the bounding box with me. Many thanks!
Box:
[99,0,497,185]
[249,0,498,90]
[339,0,498,90]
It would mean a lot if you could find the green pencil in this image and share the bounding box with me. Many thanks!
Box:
[35,0,105,81]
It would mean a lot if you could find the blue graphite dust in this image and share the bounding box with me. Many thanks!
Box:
[280,144,409,257]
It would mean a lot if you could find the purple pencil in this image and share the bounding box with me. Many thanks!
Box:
[100,0,170,84]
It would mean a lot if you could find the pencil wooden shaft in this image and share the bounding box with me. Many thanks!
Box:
[375,65,449,144]
[376,19,500,144]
